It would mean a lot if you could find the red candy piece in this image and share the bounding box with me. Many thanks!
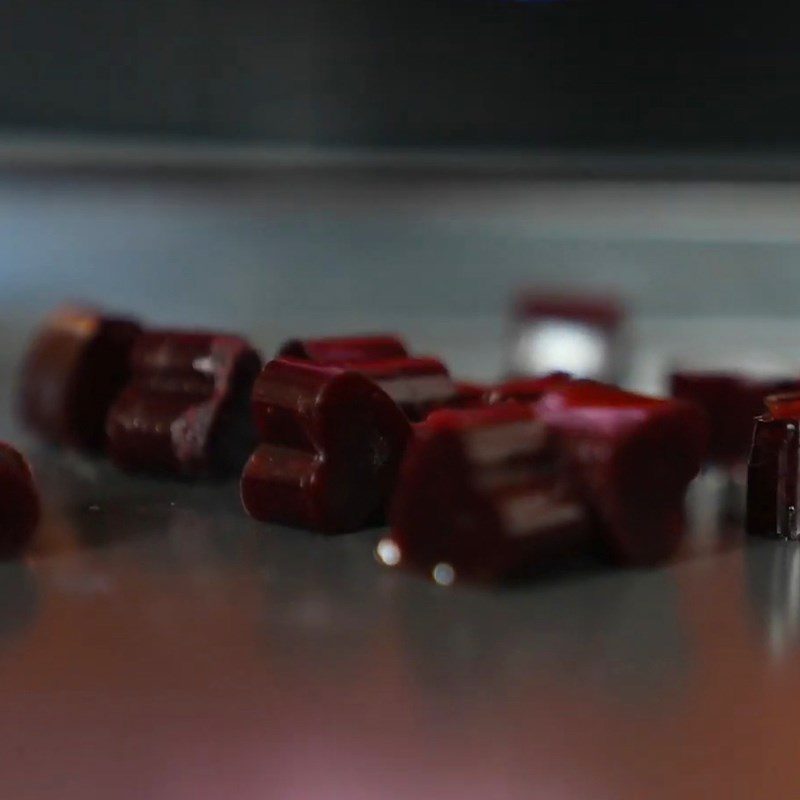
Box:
[0,443,40,558]
[447,382,489,410]
[278,332,476,420]
[106,331,261,476]
[534,381,708,565]
[746,392,800,540]
[514,294,624,330]
[278,334,407,364]
[671,371,800,465]
[345,356,456,422]
[19,305,142,450]
[747,412,800,539]
[241,359,412,532]
[486,372,573,405]
[765,392,800,420]
[386,403,590,583]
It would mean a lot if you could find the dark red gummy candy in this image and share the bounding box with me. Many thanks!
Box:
[278,334,407,364]
[533,381,708,565]
[514,293,625,331]
[747,393,800,540]
[106,331,261,476]
[19,305,142,450]
[746,415,799,539]
[0,443,40,558]
[671,371,800,465]
[241,358,412,532]
[386,403,590,583]
[486,372,573,405]
[447,382,489,410]
[345,356,456,422]
[765,392,800,420]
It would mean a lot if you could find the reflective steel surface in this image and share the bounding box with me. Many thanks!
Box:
[0,413,793,799]
[0,169,799,798]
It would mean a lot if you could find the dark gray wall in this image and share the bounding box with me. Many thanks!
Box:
[1,2,800,147]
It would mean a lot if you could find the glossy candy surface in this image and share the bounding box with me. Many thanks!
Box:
[19,306,142,450]
[746,414,800,540]
[278,334,407,364]
[671,371,800,465]
[386,403,590,583]
[765,392,800,420]
[486,372,573,405]
[0,443,40,558]
[534,381,708,565]
[746,392,800,540]
[106,331,261,476]
[346,356,456,422]
[447,382,489,410]
[241,358,412,532]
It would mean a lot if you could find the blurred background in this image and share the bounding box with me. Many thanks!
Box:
[2,0,800,381]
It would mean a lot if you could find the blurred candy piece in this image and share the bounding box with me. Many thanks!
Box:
[346,356,456,422]
[485,372,573,405]
[671,371,800,466]
[278,334,407,364]
[765,392,800,420]
[747,391,800,540]
[241,359,411,532]
[747,414,800,540]
[19,305,142,450]
[387,403,590,583]
[448,382,489,410]
[106,331,261,476]
[508,292,626,382]
[388,380,706,583]
[534,381,708,565]
[0,443,40,558]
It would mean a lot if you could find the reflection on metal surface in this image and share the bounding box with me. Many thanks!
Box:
[678,469,750,569]
[747,542,800,661]
[0,444,750,799]
[375,537,401,567]
[741,526,800,664]
[768,545,800,659]
[432,562,456,586]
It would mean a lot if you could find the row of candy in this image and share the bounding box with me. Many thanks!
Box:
[10,304,800,582]
[11,304,712,585]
